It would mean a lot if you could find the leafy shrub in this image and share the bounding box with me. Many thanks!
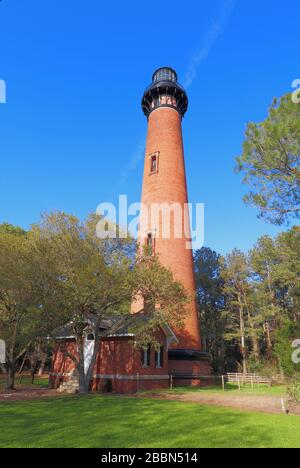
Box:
[287,379,300,403]
[274,321,300,377]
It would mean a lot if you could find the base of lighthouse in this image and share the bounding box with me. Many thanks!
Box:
[168,349,212,387]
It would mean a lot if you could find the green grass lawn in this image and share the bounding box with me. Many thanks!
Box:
[0,395,299,448]
[149,384,287,397]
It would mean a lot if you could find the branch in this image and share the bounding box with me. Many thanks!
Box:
[63,351,79,368]
[15,343,31,361]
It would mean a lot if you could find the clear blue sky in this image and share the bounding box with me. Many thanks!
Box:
[0,0,299,255]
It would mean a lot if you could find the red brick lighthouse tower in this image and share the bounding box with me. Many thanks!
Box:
[138,67,210,380]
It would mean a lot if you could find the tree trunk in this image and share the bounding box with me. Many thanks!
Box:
[18,352,27,375]
[67,320,103,395]
[38,357,46,377]
[77,330,101,395]
[78,367,89,394]
[6,361,16,390]
[264,321,273,358]
[31,371,35,385]
[251,336,260,363]
[246,306,260,363]
[241,335,247,375]
[77,335,88,394]
[218,337,226,374]
[238,293,247,375]
[30,353,37,385]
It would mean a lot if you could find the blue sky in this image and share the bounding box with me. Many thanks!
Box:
[0,0,299,255]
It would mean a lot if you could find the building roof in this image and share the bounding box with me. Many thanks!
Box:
[52,312,178,346]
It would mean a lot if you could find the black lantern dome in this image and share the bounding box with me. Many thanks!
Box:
[142,67,188,119]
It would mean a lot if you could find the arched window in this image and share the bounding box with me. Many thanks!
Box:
[155,345,164,368]
[141,345,151,368]
[86,333,95,341]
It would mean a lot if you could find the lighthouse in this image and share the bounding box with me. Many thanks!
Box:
[136,67,210,381]
[50,68,210,394]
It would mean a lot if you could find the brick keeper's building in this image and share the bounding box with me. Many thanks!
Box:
[50,68,211,393]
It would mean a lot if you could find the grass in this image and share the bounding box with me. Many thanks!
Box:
[0,395,300,448]
[147,384,287,397]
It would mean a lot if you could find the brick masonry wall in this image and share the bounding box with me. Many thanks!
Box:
[50,329,170,394]
[135,106,202,351]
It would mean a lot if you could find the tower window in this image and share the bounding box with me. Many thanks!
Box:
[147,231,153,249]
[146,230,155,255]
[149,152,159,174]
[151,155,157,173]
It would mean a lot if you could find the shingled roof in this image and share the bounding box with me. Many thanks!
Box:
[52,312,178,346]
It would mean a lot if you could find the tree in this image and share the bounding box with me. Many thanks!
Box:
[274,321,300,377]
[275,227,300,323]
[0,226,56,389]
[249,236,284,360]
[194,231,299,376]
[132,254,189,336]
[236,94,300,225]
[0,223,26,237]
[194,247,226,373]
[220,250,253,374]
[34,212,188,394]
[249,230,300,364]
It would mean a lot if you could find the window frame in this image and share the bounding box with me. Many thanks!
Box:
[86,333,95,342]
[149,152,159,175]
[155,345,164,369]
[141,344,151,368]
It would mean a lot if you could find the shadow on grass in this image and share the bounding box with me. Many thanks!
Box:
[0,394,299,448]
[144,384,286,397]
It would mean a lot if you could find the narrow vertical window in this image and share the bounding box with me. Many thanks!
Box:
[155,345,164,368]
[146,230,156,256]
[151,155,157,173]
[141,345,151,368]
[147,231,153,254]
[149,152,159,174]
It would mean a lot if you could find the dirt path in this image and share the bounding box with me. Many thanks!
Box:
[140,392,300,416]
[0,387,67,402]
[1,387,299,416]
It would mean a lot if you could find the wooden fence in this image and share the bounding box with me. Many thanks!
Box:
[223,373,272,390]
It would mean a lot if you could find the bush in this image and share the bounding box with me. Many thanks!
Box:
[247,359,278,377]
[274,321,300,377]
[287,379,300,403]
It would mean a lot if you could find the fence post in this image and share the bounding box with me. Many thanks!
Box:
[170,374,173,390]
[222,375,225,392]
[238,376,241,391]
[251,376,254,390]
